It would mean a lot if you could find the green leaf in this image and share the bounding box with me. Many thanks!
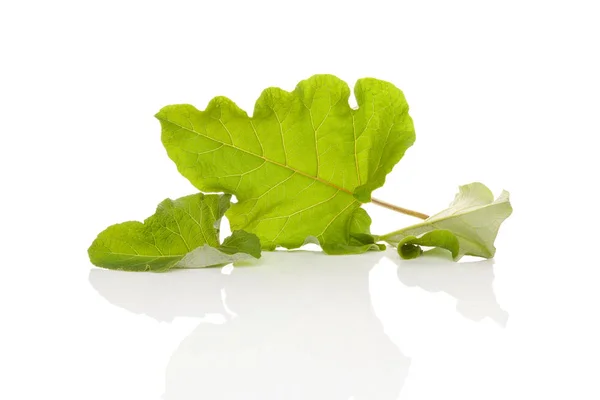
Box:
[88,194,261,272]
[397,230,460,260]
[156,74,414,254]
[214,229,262,259]
[381,183,512,260]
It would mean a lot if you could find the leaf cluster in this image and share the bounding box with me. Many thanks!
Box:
[88,75,511,271]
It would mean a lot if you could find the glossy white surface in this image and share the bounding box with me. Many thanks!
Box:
[4,245,599,399]
[1,0,599,399]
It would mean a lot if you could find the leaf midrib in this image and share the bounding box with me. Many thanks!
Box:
[386,201,501,236]
[103,251,183,259]
[163,118,358,200]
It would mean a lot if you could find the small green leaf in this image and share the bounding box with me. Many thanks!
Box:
[217,230,262,259]
[397,230,460,260]
[398,243,423,259]
[88,194,261,272]
[157,74,414,254]
[381,183,512,260]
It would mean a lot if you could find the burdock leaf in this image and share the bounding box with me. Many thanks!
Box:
[88,194,261,271]
[157,74,414,253]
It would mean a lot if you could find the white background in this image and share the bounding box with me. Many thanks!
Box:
[1,0,599,399]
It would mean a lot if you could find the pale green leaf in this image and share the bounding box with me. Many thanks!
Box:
[88,194,261,271]
[381,183,512,260]
[157,74,414,253]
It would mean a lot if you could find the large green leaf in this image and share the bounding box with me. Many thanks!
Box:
[88,194,261,272]
[380,183,512,260]
[157,74,414,253]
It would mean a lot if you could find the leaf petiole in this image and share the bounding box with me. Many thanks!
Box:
[370,198,430,220]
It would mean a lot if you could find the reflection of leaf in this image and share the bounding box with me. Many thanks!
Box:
[88,194,260,272]
[157,74,415,254]
[381,183,512,260]
[164,251,410,400]
[394,256,509,325]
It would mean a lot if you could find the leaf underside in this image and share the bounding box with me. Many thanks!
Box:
[88,193,261,272]
[382,182,512,261]
[157,74,415,254]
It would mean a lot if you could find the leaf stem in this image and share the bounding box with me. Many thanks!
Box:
[371,198,429,220]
